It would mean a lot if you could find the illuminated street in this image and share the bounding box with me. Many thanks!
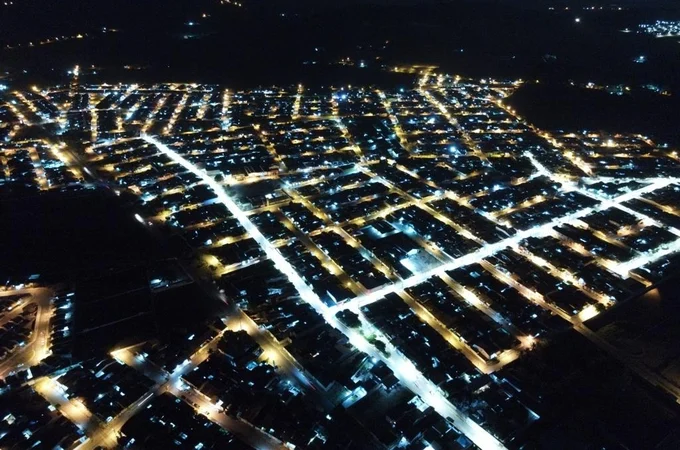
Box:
[0,287,54,379]
[3,67,680,450]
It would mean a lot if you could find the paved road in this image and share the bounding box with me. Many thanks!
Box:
[33,376,114,446]
[105,338,286,450]
[0,287,53,378]
[75,386,154,450]
[143,135,507,450]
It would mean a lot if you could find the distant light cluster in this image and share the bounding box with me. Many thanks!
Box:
[638,20,680,37]
[3,28,117,51]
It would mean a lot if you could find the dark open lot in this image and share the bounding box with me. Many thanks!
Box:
[0,188,159,280]
[507,83,680,146]
[507,329,680,450]
[0,187,225,356]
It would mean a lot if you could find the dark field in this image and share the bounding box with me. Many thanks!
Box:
[507,84,680,145]
[507,329,680,449]
[2,1,680,88]
[0,188,159,280]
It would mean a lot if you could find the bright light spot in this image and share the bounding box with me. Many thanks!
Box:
[395,359,419,382]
